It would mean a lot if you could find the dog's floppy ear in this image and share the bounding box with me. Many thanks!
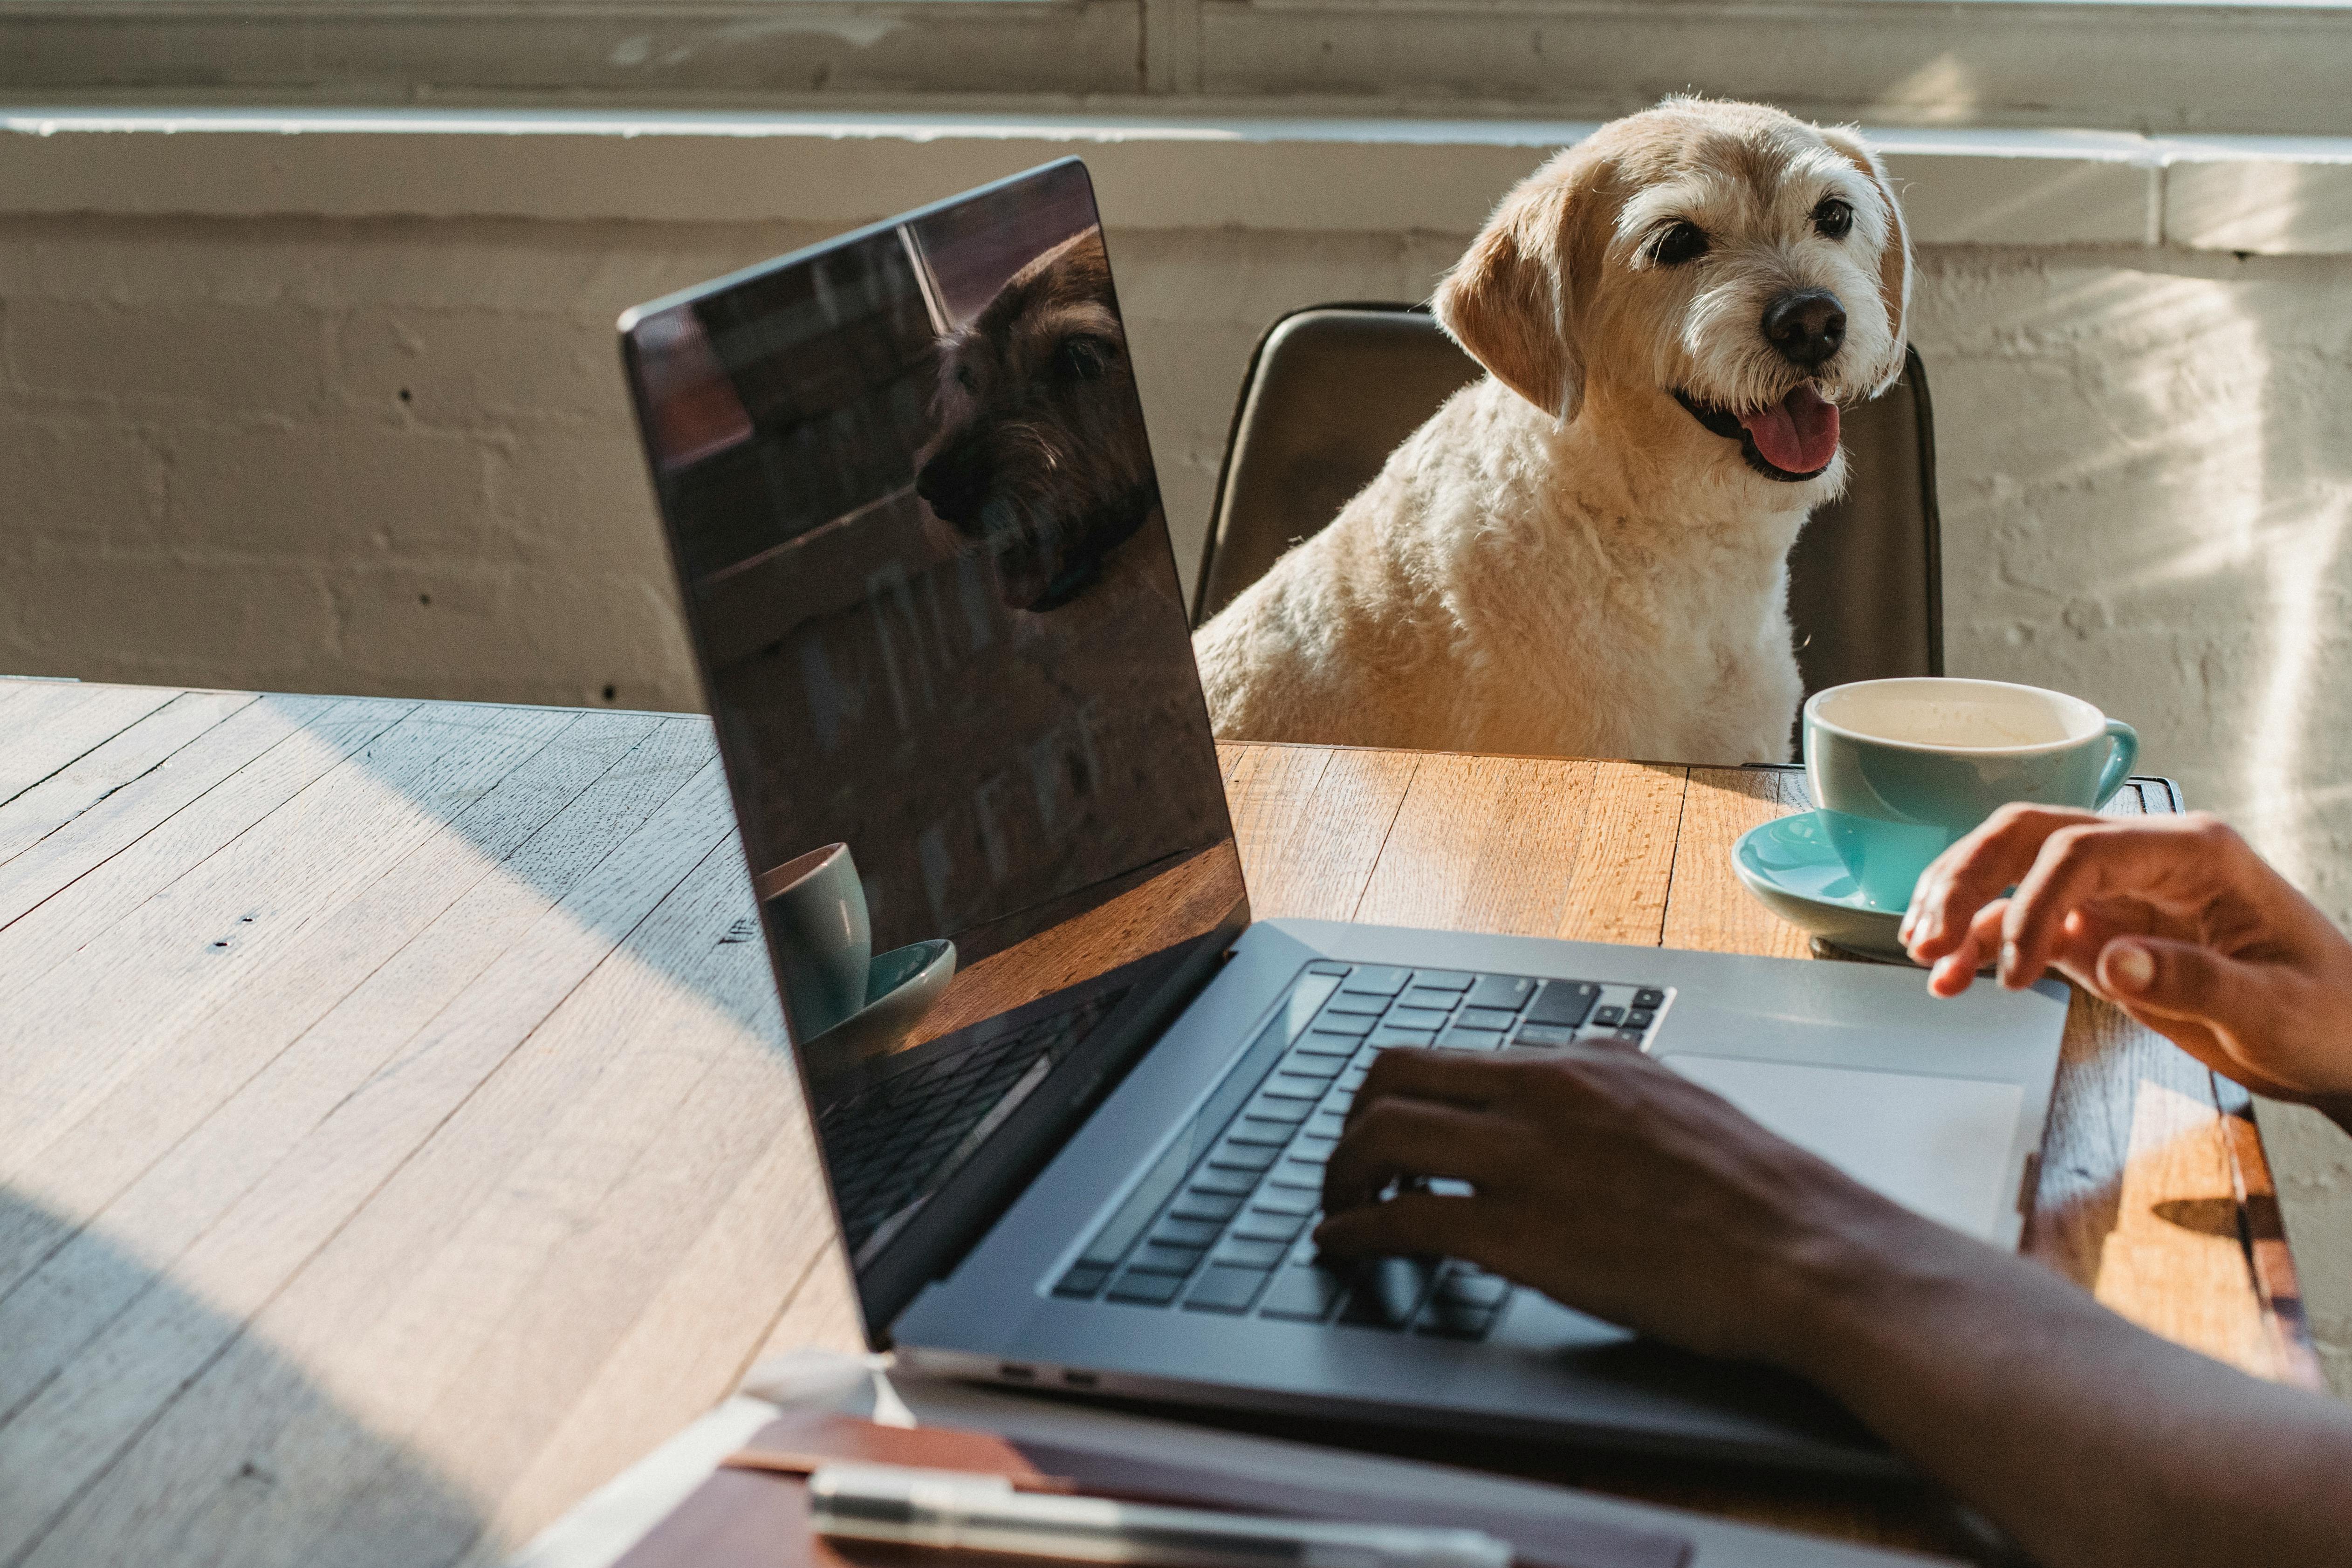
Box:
[1817,125,1911,396]
[1435,161,1587,425]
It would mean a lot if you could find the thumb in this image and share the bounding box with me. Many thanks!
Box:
[2097,936,2271,1031]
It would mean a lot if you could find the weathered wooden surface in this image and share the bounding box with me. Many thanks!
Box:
[0,684,2313,1568]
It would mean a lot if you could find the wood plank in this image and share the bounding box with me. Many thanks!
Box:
[1659,766,1811,957]
[0,760,738,1568]
[0,683,182,810]
[0,690,257,872]
[2213,1079,2329,1390]
[184,847,799,1568]
[754,1246,869,1369]
[0,701,573,1185]
[1351,753,1596,937]
[446,1130,850,1568]
[0,713,696,1416]
[1218,742,1417,924]
[1551,761,1687,947]
[0,693,400,940]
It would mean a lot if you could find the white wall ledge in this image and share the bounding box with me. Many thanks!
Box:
[3,107,2350,253]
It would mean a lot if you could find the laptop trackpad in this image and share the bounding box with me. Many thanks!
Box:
[1660,1055,2024,1241]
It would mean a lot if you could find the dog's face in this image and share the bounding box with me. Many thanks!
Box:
[915,227,1161,612]
[1435,98,1910,488]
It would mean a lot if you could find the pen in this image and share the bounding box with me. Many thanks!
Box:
[807,1461,1516,1568]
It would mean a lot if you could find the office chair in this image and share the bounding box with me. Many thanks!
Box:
[1191,305,1943,702]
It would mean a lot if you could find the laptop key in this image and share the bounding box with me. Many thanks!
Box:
[1258,1266,1349,1321]
[1208,1143,1279,1171]
[1592,1005,1625,1027]
[1436,1024,1504,1051]
[1306,961,1351,976]
[1150,1218,1222,1249]
[1191,1167,1260,1195]
[1245,1095,1314,1123]
[1525,980,1600,1027]
[1368,1027,1438,1049]
[1310,1012,1378,1037]
[1269,1160,1325,1189]
[1296,1031,1363,1056]
[1386,1007,1452,1032]
[1324,993,1388,1016]
[1397,987,1461,1013]
[1438,1270,1511,1306]
[1251,1188,1317,1217]
[1228,1118,1296,1146]
[1279,1050,1345,1079]
[1259,1073,1327,1100]
[1212,1238,1288,1269]
[1305,1111,1348,1139]
[1234,1211,1308,1243]
[1185,1265,1273,1313]
[1128,1242,1206,1274]
[1054,1264,1110,1298]
[1107,1268,1184,1304]
[1456,1006,1520,1031]
[1464,975,1536,1011]
[1339,965,1411,996]
[1634,987,1666,1009]
[1410,970,1475,992]
[1338,1257,1434,1328]
[1513,1024,1575,1047]
[1170,1191,1244,1222]
[1625,1008,1656,1029]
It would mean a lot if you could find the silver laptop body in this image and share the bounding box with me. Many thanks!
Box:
[618,159,2069,1479]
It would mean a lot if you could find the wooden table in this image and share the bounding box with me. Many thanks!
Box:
[0,679,2318,1568]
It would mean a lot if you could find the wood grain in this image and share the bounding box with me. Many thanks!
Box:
[1660,767,1812,958]
[0,690,2306,1568]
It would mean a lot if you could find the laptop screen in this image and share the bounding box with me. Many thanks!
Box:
[620,160,1246,1335]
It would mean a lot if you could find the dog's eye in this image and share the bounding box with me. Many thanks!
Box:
[1055,336,1113,382]
[1812,198,1854,240]
[955,365,980,394]
[1647,221,1708,267]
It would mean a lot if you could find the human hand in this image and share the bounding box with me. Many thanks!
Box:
[1313,1045,1954,1370]
[1903,807,2352,1116]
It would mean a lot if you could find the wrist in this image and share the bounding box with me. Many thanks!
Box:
[1755,1198,2009,1392]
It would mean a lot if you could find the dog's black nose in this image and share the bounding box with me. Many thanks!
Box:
[1762,289,1846,369]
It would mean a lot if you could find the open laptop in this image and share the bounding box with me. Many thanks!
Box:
[618,158,2070,1477]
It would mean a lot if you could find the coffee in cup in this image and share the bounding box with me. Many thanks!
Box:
[1803,678,2139,909]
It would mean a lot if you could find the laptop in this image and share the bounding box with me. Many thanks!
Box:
[617,158,2070,1476]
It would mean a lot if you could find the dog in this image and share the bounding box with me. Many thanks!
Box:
[916,226,1163,614]
[1193,98,1911,764]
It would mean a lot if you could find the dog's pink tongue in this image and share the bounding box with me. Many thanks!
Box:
[1739,384,1840,474]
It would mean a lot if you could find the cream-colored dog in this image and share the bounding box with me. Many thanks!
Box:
[1193,98,1910,763]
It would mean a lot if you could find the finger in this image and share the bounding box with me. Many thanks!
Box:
[1927,897,2006,997]
[1905,805,2105,959]
[2097,935,2284,1046]
[1311,1188,1498,1262]
[1321,1097,1518,1213]
[1346,1045,1534,1125]
[1999,823,2193,988]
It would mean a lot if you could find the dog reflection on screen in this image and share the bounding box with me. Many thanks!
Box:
[915,228,1162,613]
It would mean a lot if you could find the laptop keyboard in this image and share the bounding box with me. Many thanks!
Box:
[1049,961,1671,1339]
[822,986,1128,1257]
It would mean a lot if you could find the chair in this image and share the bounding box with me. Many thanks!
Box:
[1191,305,1943,702]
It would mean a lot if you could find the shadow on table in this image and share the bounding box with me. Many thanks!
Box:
[0,1186,488,1568]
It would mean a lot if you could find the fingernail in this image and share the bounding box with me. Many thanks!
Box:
[2107,941,2155,993]
[1999,940,2020,985]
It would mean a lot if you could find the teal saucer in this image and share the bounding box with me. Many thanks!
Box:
[802,937,958,1075]
[1731,811,1916,962]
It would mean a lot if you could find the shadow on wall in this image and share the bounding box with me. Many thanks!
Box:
[0,1184,483,1568]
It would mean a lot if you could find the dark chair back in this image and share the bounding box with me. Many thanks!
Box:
[1192,305,1943,701]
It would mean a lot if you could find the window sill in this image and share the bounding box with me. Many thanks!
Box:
[4,107,2350,254]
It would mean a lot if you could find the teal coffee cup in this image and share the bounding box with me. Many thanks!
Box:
[1803,678,2139,909]
[755,842,873,1042]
